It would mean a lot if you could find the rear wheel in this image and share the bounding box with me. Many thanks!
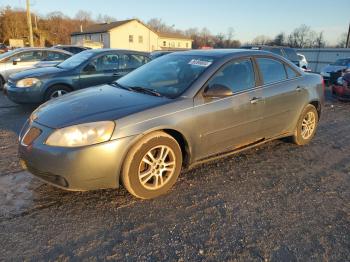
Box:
[122,131,182,199]
[293,104,318,145]
[44,85,71,101]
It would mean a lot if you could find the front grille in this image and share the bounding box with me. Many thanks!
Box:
[21,127,42,146]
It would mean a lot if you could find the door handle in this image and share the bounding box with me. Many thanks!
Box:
[296,86,302,92]
[113,73,122,77]
[250,97,262,104]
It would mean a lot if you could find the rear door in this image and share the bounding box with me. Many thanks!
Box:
[193,58,265,159]
[255,56,306,138]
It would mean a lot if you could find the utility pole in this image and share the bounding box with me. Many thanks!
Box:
[346,22,350,48]
[26,0,34,47]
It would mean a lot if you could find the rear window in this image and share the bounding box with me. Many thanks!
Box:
[263,47,283,57]
[283,48,299,62]
[256,58,287,84]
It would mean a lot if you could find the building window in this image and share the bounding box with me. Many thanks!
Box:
[85,34,91,40]
[163,41,166,47]
[186,43,189,48]
[178,42,181,47]
[138,36,143,44]
[171,41,175,48]
[129,35,134,43]
[100,34,104,43]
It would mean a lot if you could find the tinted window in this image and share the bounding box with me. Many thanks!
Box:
[46,51,70,61]
[257,58,287,84]
[15,51,44,62]
[119,54,149,69]
[91,54,119,71]
[285,64,298,79]
[117,54,215,98]
[283,48,299,62]
[208,59,255,93]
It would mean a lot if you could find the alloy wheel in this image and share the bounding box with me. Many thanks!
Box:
[138,145,176,190]
[301,111,316,140]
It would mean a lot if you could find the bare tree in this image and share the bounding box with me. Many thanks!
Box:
[252,35,272,45]
[336,32,347,48]
[272,33,285,46]
[147,18,174,33]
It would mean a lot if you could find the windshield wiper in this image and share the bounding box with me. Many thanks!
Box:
[128,86,163,97]
[110,83,163,97]
[109,82,133,91]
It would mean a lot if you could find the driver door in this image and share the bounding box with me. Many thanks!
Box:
[79,53,121,88]
[193,58,265,160]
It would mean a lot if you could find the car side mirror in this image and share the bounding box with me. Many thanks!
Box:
[203,84,233,98]
[13,57,21,65]
[83,63,96,73]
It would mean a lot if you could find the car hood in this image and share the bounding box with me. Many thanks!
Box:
[321,65,347,73]
[10,66,66,81]
[31,85,171,128]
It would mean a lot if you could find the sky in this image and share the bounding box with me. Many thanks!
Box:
[1,0,349,45]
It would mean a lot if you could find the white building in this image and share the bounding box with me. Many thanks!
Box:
[71,19,192,52]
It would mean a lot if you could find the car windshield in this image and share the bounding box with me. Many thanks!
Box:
[332,59,350,66]
[116,54,215,98]
[57,50,94,69]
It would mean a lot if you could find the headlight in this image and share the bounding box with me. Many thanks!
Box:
[16,78,41,88]
[46,121,115,147]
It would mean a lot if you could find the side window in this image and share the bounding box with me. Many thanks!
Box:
[46,51,70,61]
[90,54,119,72]
[15,51,44,62]
[285,64,298,79]
[256,58,287,84]
[208,59,255,93]
[119,54,148,69]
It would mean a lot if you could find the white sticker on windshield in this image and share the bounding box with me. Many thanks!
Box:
[188,59,212,67]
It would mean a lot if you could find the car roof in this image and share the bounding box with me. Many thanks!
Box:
[85,48,150,56]
[168,49,275,58]
[11,47,71,53]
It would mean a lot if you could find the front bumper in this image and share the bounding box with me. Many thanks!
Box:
[19,120,137,191]
[4,81,44,104]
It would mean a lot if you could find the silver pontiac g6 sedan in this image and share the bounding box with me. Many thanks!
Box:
[19,49,324,199]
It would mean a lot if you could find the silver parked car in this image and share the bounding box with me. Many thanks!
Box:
[0,48,72,90]
[19,49,324,199]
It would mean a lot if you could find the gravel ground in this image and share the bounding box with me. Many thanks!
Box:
[0,90,349,261]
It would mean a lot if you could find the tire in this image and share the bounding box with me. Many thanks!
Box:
[293,104,319,145]
[0,76,4,91]
[122,131,183,199]
[44,85,71,101]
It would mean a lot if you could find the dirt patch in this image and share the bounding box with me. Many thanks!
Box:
[0,129,22,175]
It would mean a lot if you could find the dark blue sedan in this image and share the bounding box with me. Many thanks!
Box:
[5,49,150,103]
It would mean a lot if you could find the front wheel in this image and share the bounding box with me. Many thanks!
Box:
[122,131,182,199]
[44,85,71,102]
[293,104,319,145]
